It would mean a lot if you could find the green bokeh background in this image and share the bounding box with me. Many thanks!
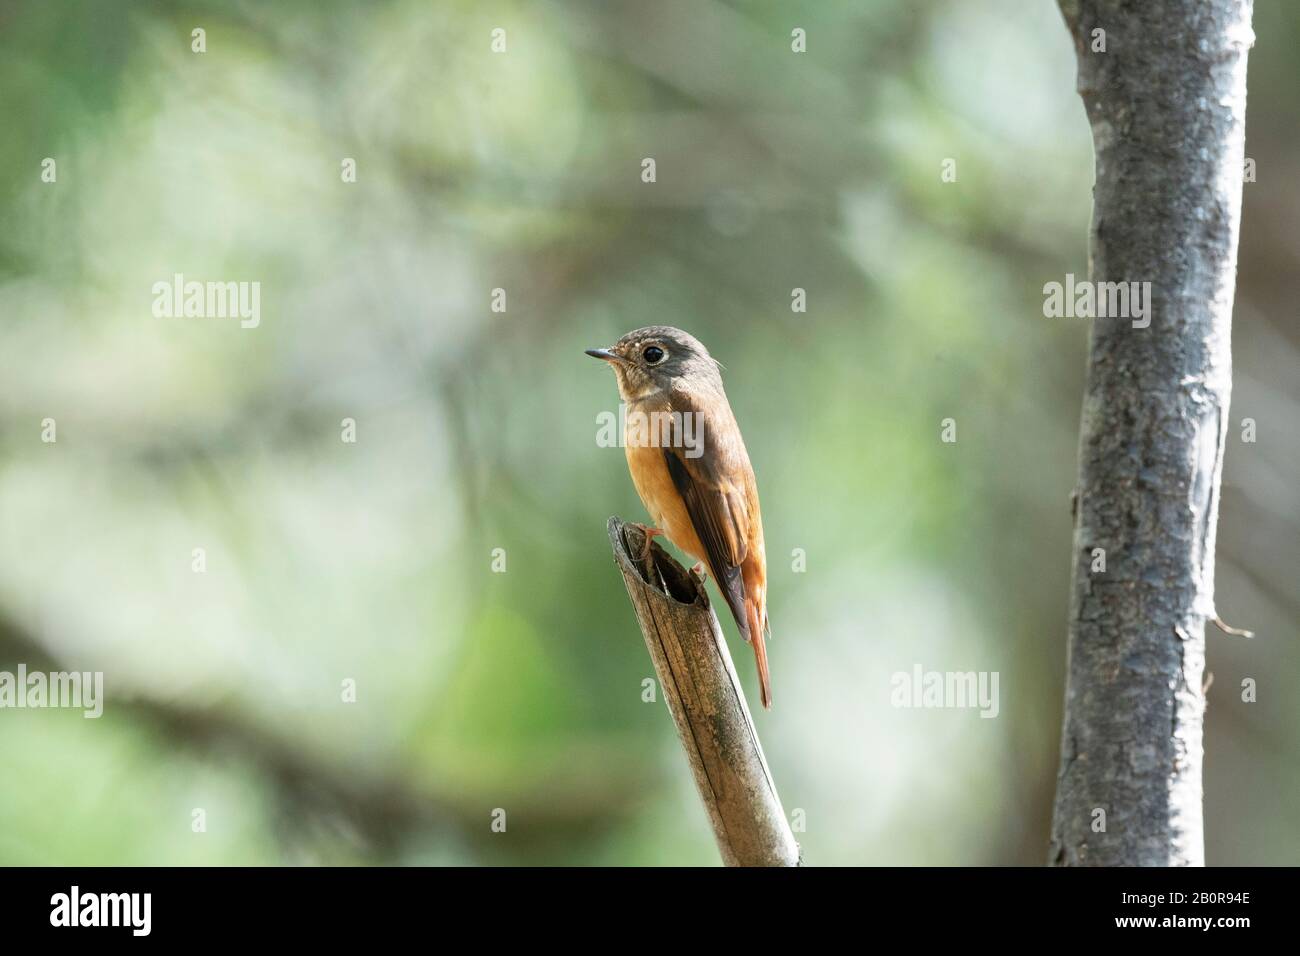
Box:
[1,0,1296,865]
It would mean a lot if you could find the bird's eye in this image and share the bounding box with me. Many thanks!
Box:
[643,346,665,364]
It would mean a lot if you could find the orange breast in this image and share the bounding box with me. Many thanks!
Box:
[624,439,707,566]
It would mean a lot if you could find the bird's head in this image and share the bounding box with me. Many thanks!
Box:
[585,326,722,403]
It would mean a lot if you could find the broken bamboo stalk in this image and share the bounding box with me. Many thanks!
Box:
[607,516,800,867]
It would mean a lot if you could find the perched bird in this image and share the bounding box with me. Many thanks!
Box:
[587,327,773,708]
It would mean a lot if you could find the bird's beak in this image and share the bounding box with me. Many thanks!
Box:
[585,347,626,364]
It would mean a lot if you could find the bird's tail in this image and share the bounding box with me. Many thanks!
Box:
[746,601,772,709]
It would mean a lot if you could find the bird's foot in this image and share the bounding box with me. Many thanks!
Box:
[628,522,664,565]
[690,562,709,584]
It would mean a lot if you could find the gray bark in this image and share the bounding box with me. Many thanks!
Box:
[1049,1,1254,866]
[607,517,800,867]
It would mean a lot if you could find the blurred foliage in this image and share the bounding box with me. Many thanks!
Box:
[0,0,1296,865]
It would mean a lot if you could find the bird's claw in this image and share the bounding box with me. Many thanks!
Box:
[628,522,664,567]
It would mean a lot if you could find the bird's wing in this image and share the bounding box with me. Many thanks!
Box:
[662,391,753,640]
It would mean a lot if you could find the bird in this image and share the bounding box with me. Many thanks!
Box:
[587,326,773,709]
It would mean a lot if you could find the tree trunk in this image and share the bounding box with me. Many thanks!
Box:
[1049,0,1254,866]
